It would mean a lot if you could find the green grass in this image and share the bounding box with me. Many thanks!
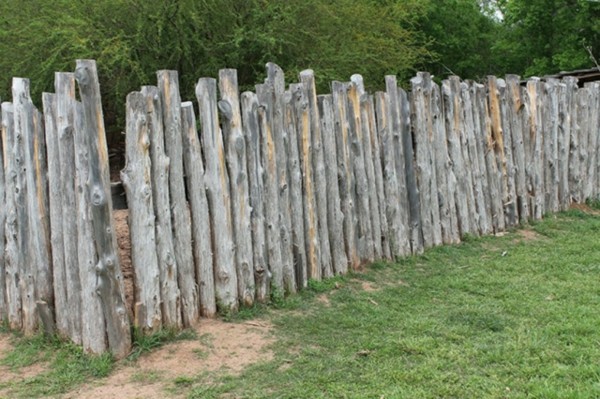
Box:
[182,211,600,398]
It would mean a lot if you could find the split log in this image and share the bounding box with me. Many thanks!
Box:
[386,77,418,254]
[505,75,530,221]
[181,101,216,317]
[290,83,321,280]
[543,79,560,213]
[12,78,37,335]
[567,77,581,204]
[264,63,295,294]
[121,92,162,331]
[140,86,182,325]
[219,69,255,305]
[331,81,359,268]
[576,88,590,202]
[410,73,442,248]
[241,92,269,302]
[157,71,198,324]
[583,82,598,201]
[589,83,600,200]
[75,59,131,359]
[0,99,5,322]
[73,101,106,353]
[347,77,375,260]
[1,102,22,329]
[526,79,546,218]
[196,77,238,311]
[284,90,308,287]
[317,95,348,273]
[55,73,81,342]
[300,70,333,277]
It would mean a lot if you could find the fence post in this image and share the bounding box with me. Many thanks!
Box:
[583,82,598,201]
[544,79,560,213]
[74,59,131,359]
[0,99,5,322]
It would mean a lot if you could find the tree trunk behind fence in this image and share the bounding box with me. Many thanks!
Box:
[2,102,22,330]
[301,70,333,278]
[141,86,182,325]
[157,71,198,325]
[55,73,81,342]
[196,78,238,311]
[285,90,308,287]
[121,92,162,331]
[318,95,348,273]
[180,101,216,317]
[219,69,256,305]
[241,92,269,302]
[75,59,131,359]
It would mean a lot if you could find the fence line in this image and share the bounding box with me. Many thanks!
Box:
[0,60,599,357]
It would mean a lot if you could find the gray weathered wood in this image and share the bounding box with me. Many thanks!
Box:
[121,91,162,331]
[543,79,560,213]
[526,79,545,218]
[264,63,295,294]
[196,77,239,311]
[589,83,600,200]
[157,70,198,324]
[140,86,182,325]
[386,77,419,254]
[12,78,37,335]
[255,89,284,294]
[75,59,131,359]
[241,92,269,302]
[55,72,81,342]
[300,70,333,278]
[1,102,22,330]
[73,101,106,353]
[505,75,531,221]
[0,98,5,322]
[180,101,216,317]
[317,94,348,273]
[331,81,360,268]
[284,90,308,288]
[347,78,375,260]
[576,87,590,202]
[583,82,598,201]
[219,69,255,305]
[566,77,581,204]
[410,73,442,248]
[290,83,321,280]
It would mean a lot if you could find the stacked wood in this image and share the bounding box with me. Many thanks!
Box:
[75,59,131,359]
[121,91,162,331]
[317,95,348,273]
[241,92,269,301]
[157,71,198,324]
[141,86,182,324]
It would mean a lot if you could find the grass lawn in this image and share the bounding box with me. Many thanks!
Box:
[1,209,600,398]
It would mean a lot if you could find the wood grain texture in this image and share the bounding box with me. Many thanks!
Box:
[0,98,6,322]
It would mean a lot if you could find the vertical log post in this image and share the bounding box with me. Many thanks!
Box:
[0,99,5,322]
[75,59,131,359]
[157,70,198,324]
[140,86,182,325]
[526,78,546,218]
[219,69,255,306]
[543,79,560,213]
[196,77,238,312]
[583,82,598,201]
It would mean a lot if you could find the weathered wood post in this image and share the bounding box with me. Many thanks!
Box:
[0,99,5,322]
[1,102,22,330]
[219,69,256,306]
[196,77,238,312]
[140,86,182,325]
[121,91,162,331]
[583,82,598,201]
[241,92,269,302]
[157,70,198,325]
[543,78,560,213]
[526,78,545,218]
[180,101,216,317]
[75,59,131,359]
[300,70,333,278]
[55,72,81,342]
[317,95,348,273]
[566,77,580,204]
[576,87,590,202]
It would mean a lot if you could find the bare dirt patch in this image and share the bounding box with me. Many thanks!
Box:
[517,229,540,242]
[316,294,331,307]
[361,281,379,292]
[0,334,48,395]
[114,209,134,316]
[570,202,600,215]
[63,319,274,399]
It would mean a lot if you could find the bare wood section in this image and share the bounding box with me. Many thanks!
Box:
[543,79,560,213]
[241,92,269,302]
[1,102,22,330]
[318,95,348,273]
[157,70,198,324]
[526,79,545,218]
[121,92,162,331]
[75,59,131,359]
[196,77,238,311]
[181,101,215,318]
[141,86,182,326]
[300,70,333,278]
[0,99,6,322]
[583,82,598,201]
[219,69,255,306]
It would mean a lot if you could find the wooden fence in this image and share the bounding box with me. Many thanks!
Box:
[0,60,599,357]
